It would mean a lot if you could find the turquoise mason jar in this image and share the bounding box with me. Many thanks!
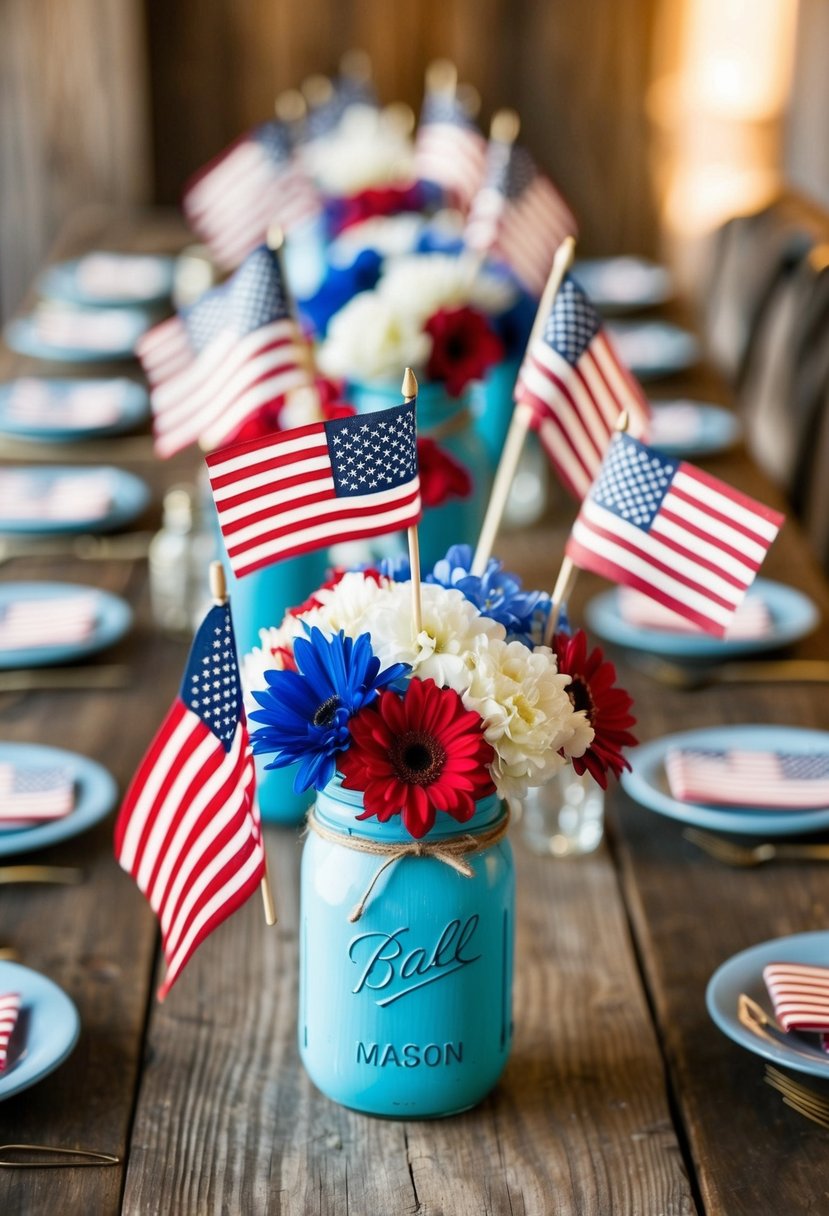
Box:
[299,780,514,1118]
[347,380,492,572]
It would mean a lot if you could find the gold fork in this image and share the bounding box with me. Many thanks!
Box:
[634,657,829,690]
[683,827,829,867]
[765,1065,829,1129]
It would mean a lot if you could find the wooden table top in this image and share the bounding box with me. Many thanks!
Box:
[1,211,828,1216]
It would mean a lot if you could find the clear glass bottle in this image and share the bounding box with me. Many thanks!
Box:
[521,768,605,858]
[149,486,197,635]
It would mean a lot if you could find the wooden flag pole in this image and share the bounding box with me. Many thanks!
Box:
[209,560,277,927]
[541,408,630,647]
[402,367,423,638]
[425,58,458,96]
[471,235,577,575]
[266,224,318,386]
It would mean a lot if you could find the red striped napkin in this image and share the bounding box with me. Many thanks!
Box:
[8,379,124,429]
[666,748,829,809]
[75,253,169,301]
[31,303,142,352]
[0,764,75,828]
[0,471,113,522]
[764,963,829,1050]
[0,994,22,1071]
[618,587,772,639]
[0,597,97,651]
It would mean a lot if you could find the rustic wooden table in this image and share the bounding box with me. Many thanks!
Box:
[1,212,828,1216]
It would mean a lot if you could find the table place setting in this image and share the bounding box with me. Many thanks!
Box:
[0,581,132,669]
[571,255,673,313]
[648,398,743,458]
[37,252,175,310]
[0,961,80,1102]
[0,466,150,534]
[4,302,155,363]
[605,318,700,379]
[0,741,116,857]
[0,377,149,442]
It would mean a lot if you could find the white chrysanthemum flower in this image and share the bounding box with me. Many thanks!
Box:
[318,291,432,382]
[359,582,505,692]
[379,253,516,323]
[462,635,590,800]
[329,214,425,266]
[303,107,414,193]
[240,621,299,714]
[300,570,385,639]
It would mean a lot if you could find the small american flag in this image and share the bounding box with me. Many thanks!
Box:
[0,994,21,1072]
[29,304,146,353]
[764,963,829,1033]
[137,246,312,459]
[0,764,74,827]
[666,749,829,810]
[618,587,773,640]
[465,143,577,296]
[414,92,487,212]
[114,602,264,1000]
[0,471,113,522]
[208,401,421,579]
[515,276,650,499]
[566,432,784,636]
[183,122,321,271]
[6,379,125,429]
[0,597,97,651]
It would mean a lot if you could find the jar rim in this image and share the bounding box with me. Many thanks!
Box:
[314,775,506,842]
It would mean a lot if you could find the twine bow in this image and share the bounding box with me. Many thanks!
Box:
[305,806,510,922]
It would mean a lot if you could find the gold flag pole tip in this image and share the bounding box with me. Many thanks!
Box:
[490,109,521,144]
[209,561,228,605]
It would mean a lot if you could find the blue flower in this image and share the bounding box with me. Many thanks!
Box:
[249,628,409,794]
[426,543,551,647]
[377,554,411,582]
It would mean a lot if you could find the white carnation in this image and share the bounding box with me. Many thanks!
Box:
[240,622,299,715]
[379,253,516,323]
[318,291,432,382]
[300,570,385,639]
[303,107,414,193]
[329,214,425,266]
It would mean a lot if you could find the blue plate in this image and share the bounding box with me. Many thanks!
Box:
[573,257,673,314]
[586,578,819,662]
[0,741,117,855]
[0,466,150,535]
[0,378,149,442]
[606,320,699,380]
[0,961,80,1100]
[4,307,153,363]
[37,254,174,309]
[621,724,829,836]
[0,581,132,670]
[707,931,829,1079]
[649,399,742,459]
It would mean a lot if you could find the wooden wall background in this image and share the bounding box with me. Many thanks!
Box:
[1,0,664,322]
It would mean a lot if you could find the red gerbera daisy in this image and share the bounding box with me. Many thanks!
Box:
[339,678,496,839]
[553,629,638,789]
[424,305,505,397]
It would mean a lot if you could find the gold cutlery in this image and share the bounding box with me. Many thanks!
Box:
[0,665,130,692]
[737,994,827,1064]
[764,1064,829,1129]
[0,532,153,566]
[0,1145,120,1168]
[634,657,829,690]
[0,947,21,961]
[683,828,829,867]
[0,866,85,886]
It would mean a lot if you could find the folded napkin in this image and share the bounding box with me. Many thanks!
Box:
[666,747,829,809]
[7,378,125,429]
[649,402,701,446]
[0,470,113,522]
[75,253,170,301]
[0,993,22,1071]
[0,596,98,651]
[618,587,772,640]
[31,303,142,352]
[0,763,75,828]
[764,964,829,1046]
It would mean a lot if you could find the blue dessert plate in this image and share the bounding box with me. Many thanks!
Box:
[37,254,175,309]
[0,466,150,535]
[0,961,80,1100]
[585,578,819,663]
[573,256,673,313]
[621,724,829,836]
[648,399,743,459]
[0,378,149,442]
[707,931,829,1079]
[0,581,132,670]
[4,306,153,363]
[606,320,700,380]
[0,741,117,856]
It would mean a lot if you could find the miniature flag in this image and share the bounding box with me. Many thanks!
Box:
[183,122,321,271]
[414,92,487,212]
[0,470,113,523]
[618,587,773,640]
[0,597,97,651]
[465,143,577,297]
[667,749,829,809]
[6,378,126,429]
[515,276,650,499]
[208,401,421,578]
[114,602,264,1000]
[0,994,21,1071]
[566,431,784,636]
[764,963,829,1032]
[137,246,311,459]
[0,765,74,827]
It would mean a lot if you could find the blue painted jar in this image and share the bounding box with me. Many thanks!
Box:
[471,356,522,469]
[347,379,492,572]
[299,779,514,1118]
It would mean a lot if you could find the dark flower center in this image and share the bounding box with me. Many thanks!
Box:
[567,676,595,722]
[313,695,341,728]
[391,730,447,786]
[445,333,469,360]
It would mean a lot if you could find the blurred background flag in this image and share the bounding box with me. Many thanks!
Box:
[414,90,487,212]
[565,430,784,636]
[465,142,577,296]
[515,274,650,499]
[137,245,312,458]
[114,601,264,1000]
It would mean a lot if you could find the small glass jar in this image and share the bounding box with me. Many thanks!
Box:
[521,767,605,858]
[299,779,514,1118]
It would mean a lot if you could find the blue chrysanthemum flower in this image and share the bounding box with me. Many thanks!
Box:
[249,627,410,794]
[426,543,551,647]
[377,554,411,582]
